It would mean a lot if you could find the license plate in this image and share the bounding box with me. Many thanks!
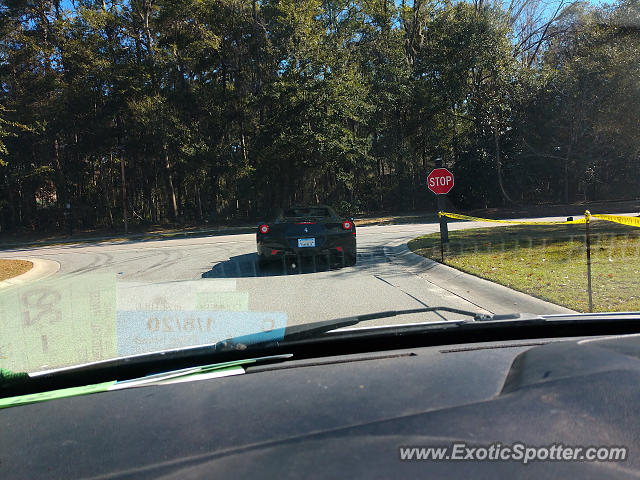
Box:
[298,238,316,248]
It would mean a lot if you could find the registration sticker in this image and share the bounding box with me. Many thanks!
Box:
[298,238,316,248]
[116,311,287,356]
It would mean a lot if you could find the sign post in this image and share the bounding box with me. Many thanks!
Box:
[64,202,72,236]
[585,210,593,313]
[427,162,454,261]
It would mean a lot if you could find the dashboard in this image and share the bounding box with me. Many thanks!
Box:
[2,334,639,479]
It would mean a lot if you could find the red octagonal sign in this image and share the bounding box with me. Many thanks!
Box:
[427,168,454,195]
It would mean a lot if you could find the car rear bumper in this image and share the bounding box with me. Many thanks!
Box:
[258,237,355,259]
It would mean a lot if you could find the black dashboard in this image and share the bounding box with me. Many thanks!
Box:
[2,334,640,479]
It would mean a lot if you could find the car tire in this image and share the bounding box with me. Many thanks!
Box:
[258,255,269,269]
[344,250,357,266]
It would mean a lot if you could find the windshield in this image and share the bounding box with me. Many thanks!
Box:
[1,0,639,375]
[281,207,334,219]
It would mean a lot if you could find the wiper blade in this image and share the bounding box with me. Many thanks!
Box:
[281,306,491,343]
[0,355,294,408]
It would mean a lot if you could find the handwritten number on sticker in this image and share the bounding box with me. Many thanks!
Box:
[21,288,62,327]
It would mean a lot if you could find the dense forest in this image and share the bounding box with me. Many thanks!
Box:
[0,0,639,231]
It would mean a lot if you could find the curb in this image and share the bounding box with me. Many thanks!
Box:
[385,244,577,316]
[0,258,61,289]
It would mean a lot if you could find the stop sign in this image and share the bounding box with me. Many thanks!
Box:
[427,168,454,195]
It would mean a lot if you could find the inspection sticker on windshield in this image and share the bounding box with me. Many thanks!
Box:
[0,274,117,372]
[116,311,287,356]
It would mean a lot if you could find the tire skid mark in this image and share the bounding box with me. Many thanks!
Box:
[120,249,175,279]
[61,251,113,276]
[57,251,167,277]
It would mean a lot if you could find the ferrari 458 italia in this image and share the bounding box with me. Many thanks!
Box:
[256,205,356,269]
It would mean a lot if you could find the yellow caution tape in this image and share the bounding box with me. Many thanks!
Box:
[439,211,640,228]
[438,212,588,225]
[592,213,640,228]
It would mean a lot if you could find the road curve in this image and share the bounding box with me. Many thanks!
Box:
[0,219,575,327]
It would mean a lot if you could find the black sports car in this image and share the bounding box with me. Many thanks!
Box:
[256,205,356,269]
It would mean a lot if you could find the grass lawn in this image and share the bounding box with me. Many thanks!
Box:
[0,259,33,281]
[407,222,640,313]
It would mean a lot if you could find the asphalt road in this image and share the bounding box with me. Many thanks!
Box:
[1,220,573,328]
[1,219,586,370]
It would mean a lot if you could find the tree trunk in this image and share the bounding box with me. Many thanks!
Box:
[151,188,158,223]
[142,0,158,89]
[495,131,518,206]
[563,147,571,204]
[163,143,178,221]
[196,183,203,220]
[53,138,65,204]
[6,173,16,229]
[100,156,114,228]
[240,123,248,166]
[120,153,128,233]
[144,174,156,223]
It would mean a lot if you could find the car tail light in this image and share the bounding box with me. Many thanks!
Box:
[336,246,343,252]
[259,224,269,234]
[342,221,352,230]
[271,249,279,255]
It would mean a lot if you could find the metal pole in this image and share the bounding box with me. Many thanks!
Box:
[437,195,449,243]
[440,225,444,263]
[65,202,72,236]
[585,210,593,313]
[434,158,449,258]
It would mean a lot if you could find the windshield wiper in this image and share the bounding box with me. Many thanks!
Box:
[280,306,492,343]
[0,353,294,400]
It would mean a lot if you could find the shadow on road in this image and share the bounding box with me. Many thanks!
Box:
[202,247,393,279]
[202,253,347,278]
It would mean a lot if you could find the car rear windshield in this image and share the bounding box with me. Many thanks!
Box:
[283,207,332,219]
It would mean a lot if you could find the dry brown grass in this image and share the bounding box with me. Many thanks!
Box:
[0,259,33,281]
